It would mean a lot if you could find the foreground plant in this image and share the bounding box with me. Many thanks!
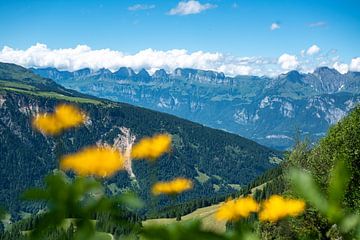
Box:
[290,157,360,239]
[18,103,359,240]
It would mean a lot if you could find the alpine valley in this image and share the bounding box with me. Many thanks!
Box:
[32,66,360,150]
[0,62,280,217]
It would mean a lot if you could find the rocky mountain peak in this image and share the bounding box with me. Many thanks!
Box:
[153,69,169,79]
[113,67,135,79]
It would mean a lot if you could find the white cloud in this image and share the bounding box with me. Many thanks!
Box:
[306,45,320,55]
[300,49,305,57]
[128,4,155,11]
[350,57,360,72]
[309,21,326,28]
[270,23,280,31]
[333,62,349,74]
[168,1,216,16]
[0,43,357,77]
[278,54,298,70]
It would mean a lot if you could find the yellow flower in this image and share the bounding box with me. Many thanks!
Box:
[32,114,64,135]
[152,178,192,195]
[53,104,86,129]
[131,134,171,160]
[216,197,259,221]
[259,195,305,222]
[60,146,125,177]
[33,104,86,135]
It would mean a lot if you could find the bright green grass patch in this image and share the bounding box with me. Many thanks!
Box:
[1,213,12,231]
[1,87,102,104]
[195,167,210,184]
[213,184,220,192]
[143,202,226,233]
[228,184,242,191]
[0,80,36,90]
[142,182,270,234]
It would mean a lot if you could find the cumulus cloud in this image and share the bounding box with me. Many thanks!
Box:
[0,43,357,77]
[278,54,298,70]
[350,57,360,72]
[333,62,349,74]
[270,22,280,31]
[128,4,155,11]
[168,1,216,16]
[0,43,247,75]
[306,45,320,55]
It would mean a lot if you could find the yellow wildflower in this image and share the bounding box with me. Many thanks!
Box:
[216,197,259,221]
[131,134,171,160]
[32,114,64,135]
[259,195,305,222]
[33,104,86,135]
[53,104,86,129]
[60,146,125,177]
[152,178,192,195]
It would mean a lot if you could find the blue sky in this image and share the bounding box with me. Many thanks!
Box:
[0,0,359,76]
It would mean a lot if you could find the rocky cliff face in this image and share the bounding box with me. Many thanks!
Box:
[32,66,360,150]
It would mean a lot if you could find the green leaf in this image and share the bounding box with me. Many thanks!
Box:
[340,214,360,233]
[328,157,350,208]
[117,191,144,209]
[289,168,329,214]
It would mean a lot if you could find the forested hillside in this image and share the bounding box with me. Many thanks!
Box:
[0,62,279,217]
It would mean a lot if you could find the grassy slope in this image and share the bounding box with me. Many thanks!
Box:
[143,182,268,233]
[0,79,102,104]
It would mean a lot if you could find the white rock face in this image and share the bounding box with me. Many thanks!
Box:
[0,95,5,107]
[157,96,179,109]
[325,107,346,125]
[112,127,137,179]
[280,102,294,118]
[233,109,248,124]
[157,97,171,108]
[233,109,259,124]
[259,96,270,108]
[345,99,356,111]
[190,101,204,112]
[18,103,40,116]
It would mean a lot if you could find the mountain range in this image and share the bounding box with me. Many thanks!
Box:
[32,66,360,150]
[0,62,279,217]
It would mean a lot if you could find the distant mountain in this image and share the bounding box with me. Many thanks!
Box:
[31,66,360,150]
[0,62,279,216]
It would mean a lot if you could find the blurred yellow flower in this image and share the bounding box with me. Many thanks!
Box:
[60,146,125,177]
[259,195,305,222]
[152,178,192,195]
[131,134,171,160]
[216,196,259,221]
[33,104,86,135]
